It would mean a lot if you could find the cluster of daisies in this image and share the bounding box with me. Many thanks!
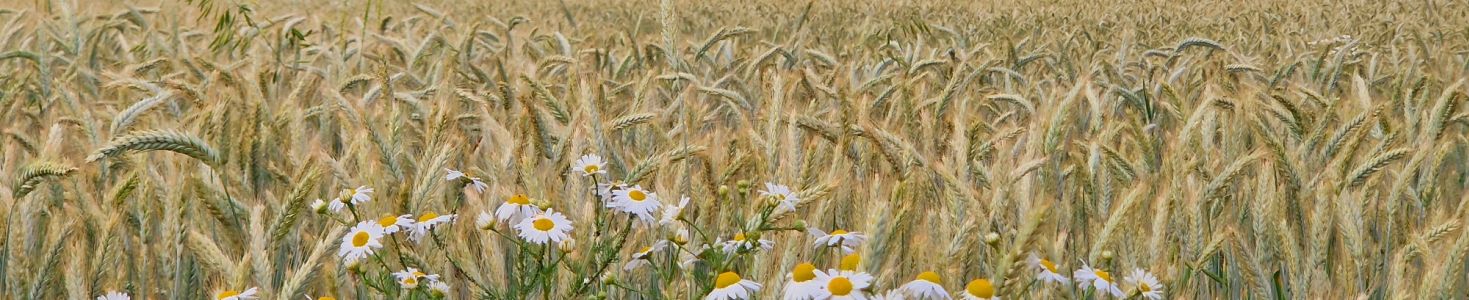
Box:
[1028,254,1165,300]
[708,252,1164,300]
[322,185,457,296]
[95,153,1165,299]
[327,186,458,264]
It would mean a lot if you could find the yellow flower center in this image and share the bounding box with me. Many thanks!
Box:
[404,277,418,286]
[532,217,556,231]
[629,190,647,202]
[1040,259,1058,273]
[338,189,353,201]
[413,271,426,278]
[830,229,848,235]
[584,165,600,174]
[839,253,861,271]
[715,272,742,289]
[351,231,370,247]
[217,290,240,299]
[917,271,942,283]
[828,276,854,296]
[1095,269,1113,283]
[377,215,399,227]
[417,212,440,222]
[792,263,817,282]
[319,297,336,300]
[1140,282,1152,292]
[966,279,995,298]
[508,194,531,205]
[733,233,747,242]
[638,246,653,254]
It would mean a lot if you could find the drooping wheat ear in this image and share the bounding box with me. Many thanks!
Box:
[12,161,77,198]
[986,94,1036,116]
[86,129,220,165]
[185,229,236,277]
[1322,108,1378,161]
[623,150,670,183]
[522,75,570,124]
[6,130,38,155]
[277,225,346,300]
[1201,152,1262,201]
[1175,37,1225,52]
[606,113,657,132]
[339,73,374,94]
[1424,220,1469,297]
[267,167,323,247]
[1426,90,1463,142]
[1089,186,1146,262]
[996,203,1049,293]
[1343,148,1409,188]
[110,91,174,135]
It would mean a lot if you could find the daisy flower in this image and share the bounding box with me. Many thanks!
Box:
[496,194,543,223]
[466,177,489,193]
[595,182,624,203]
[809,227,868,254]
[310,199,328,214]
[623,240,669,271]
[408,212,456,242]
[445,168,466,181]
[961,279,997,300]
[329,186,373,212]
[720,232,774,254]
[393,267,440,289]
[375,214,415,234]
[338,222,385,264]
[899,271,951,300]
[96,291,130,300]
[572,154,608,176]
[1027,253,1068,284]
[515,209,574,245]
[609,185,661,223]
[813,269,875,300]
[706,271,762,300]
[760,182,800,212]
[1074,264,1123,298]
[428,280,451,297]
[839,253,863,271]
[475,211,495,230]
[1124,269,1163,300]
[215,288,258,300]
[782,262,823,300]
[659,196,691,226]
[446,168,488,193]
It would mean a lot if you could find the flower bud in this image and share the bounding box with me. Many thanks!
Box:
[475,212,495,230]
[559,238,577,254]
[983,232,1001,246]
[736,180,752,193]
[670,228,690,245]
[793,220,808,232]
[718,185,731,196]
[311,199,328,214]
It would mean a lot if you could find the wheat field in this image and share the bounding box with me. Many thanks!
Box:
[1,0,1467,299]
